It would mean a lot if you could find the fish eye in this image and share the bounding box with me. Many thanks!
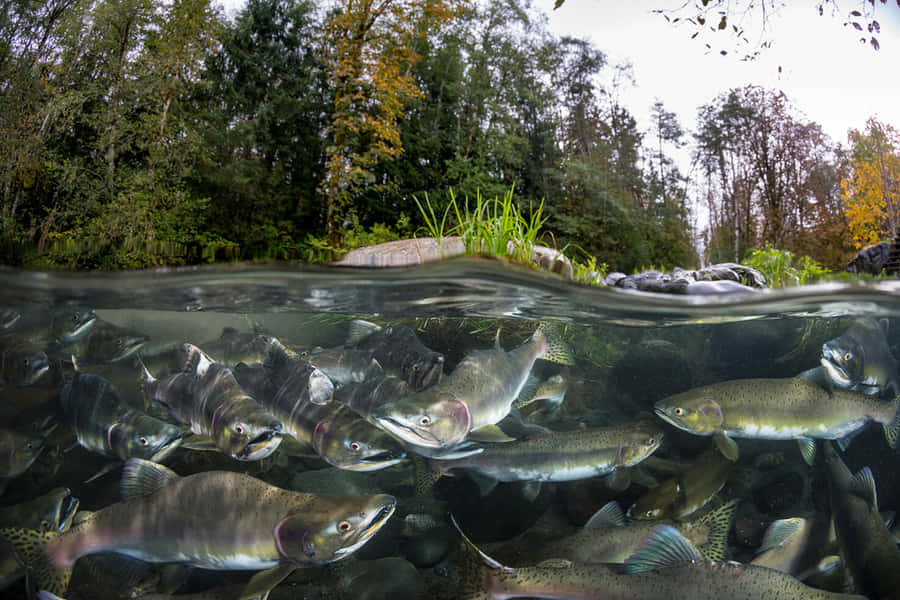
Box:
[673,407,684,416]
[301,351,309,359]
[646,437,656,446]
[645,510,653,518]
[72,314,79,322]
[40,519,50,530]
[25,442,33,449]
[23,358,29,367]
[419,415,431,426]
[349,441,361,452]
[338,520,352,532]
[139,436,149,445]
[843,352,852,361]
[235,423,245,435]
[412,364,421,372]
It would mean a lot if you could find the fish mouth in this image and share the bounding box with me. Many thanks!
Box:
[28,358,50,385]
[110,336,150,362]
[821,356,850,385]
[653,407,682,429]
[239,430,283,460]
[57,491,80,533]
[375,417,443,449]
[334,499,397,557]
[149,432,184,463]
[340,449,408,472]
[64,313,97,343]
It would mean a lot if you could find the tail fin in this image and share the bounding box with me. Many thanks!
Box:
[534,323,573,366]
[883,395,900,450]
[695,499,738,562]
[0,527,71,596]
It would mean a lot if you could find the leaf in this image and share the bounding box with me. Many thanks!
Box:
[852,21,863,30]
[697,16,705,25]
[851,10,862,16]
[871,37,880,50]
[691,31,699,39]
[720,49,727,55]
[873,20,880,33]
[718,15,727,30]
[553,0,565,9]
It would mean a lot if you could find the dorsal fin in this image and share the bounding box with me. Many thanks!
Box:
[850,466,878,509]
[585,501,626,529]
[346,319,381,346]
[120,458,179,501]
[450,514,513,573]
[756,517,806,555]
[182,344,213,377]
[623,524,704,574]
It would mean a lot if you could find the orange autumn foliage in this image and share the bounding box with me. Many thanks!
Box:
[841,117,900,249]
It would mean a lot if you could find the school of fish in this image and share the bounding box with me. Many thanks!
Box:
[0,307,898,600]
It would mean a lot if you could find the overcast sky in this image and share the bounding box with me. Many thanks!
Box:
[535,0,900,146]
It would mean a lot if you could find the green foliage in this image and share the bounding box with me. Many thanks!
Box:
[743,244,832,288]
[414,186,547,265]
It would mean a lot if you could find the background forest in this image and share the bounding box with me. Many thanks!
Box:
[1,0,897,272]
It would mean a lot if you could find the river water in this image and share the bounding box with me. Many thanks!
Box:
[0,258,898,599]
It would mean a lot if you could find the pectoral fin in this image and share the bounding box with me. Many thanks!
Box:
[713,432,738,462]
[605,469,631,493]
[240,564,296,600]
[179,434,219,452]
[798,438,816,466]
[467,425,516,443]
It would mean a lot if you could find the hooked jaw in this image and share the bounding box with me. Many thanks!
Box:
[333,500,397,558]
[239,427,283,461]
[821,353,851,386]
[149,430,184,463]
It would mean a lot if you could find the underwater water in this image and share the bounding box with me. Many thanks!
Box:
[1,257,900,599]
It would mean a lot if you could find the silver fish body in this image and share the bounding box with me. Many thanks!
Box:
[0,459,396,597]
[434,421,662,483]
[822,317,900,398]
[143,345,283,461]
[372,326,572,450]
[347,321,445,390]
[61,371,182,462]
[234,363,406,471]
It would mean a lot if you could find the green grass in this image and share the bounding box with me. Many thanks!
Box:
[415,186,547,264]
[742,244,831,288]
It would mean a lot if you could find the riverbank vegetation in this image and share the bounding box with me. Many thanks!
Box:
[1,0,897,273]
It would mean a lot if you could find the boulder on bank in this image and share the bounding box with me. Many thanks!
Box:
[333,238,764,294]
[846,241,891,275]
[604,263,765,294]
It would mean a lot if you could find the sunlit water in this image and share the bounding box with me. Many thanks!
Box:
[1,258,899,599]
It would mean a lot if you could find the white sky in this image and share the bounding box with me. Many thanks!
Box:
[536,0,900,146]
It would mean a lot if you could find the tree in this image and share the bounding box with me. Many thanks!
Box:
[193,0,331,258]
[320,0,464,249]
[695,86,838,264]
[841,117,900,248]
